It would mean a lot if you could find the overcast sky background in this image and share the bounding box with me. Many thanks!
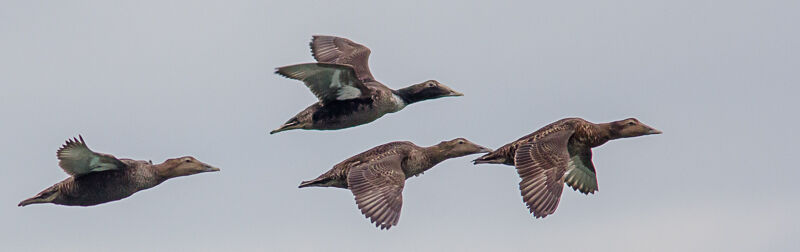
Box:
[1,0,798,251]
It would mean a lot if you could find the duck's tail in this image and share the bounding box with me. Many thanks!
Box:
[298,177,327,188]
[298,174,345,188]
[269,118,304,135]
[18,188,58,207]
[472,151,507,165]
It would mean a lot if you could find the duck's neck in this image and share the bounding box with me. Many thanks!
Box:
[393,88,426,105]
[153,162,181,181]
[589,123,616,146]
[420,145,450,168]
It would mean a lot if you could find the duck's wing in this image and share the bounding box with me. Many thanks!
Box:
[514,129,574,218]
[56,136,127,177]
[310,35,375,82]
[565,148,598,194]
[276,63,372,104]
[347,153,405,230]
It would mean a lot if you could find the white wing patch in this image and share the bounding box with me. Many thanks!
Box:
[337,86,362,100]
[276,63,368,103]
[88,156,121,172]
[57,136,125,176]
[330,70,342,88]
[564,157,598,194]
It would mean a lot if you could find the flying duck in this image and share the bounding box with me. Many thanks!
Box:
[299,138,491,229]
[270,35,463,134]
[473,118,661,218]
[19,136,220,207]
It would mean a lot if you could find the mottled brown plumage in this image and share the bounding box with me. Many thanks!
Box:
[299,138,492,230]
[473,118,661,218]
[270,35,463,134]
[18,136,220,207]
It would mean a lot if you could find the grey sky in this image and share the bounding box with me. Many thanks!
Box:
[1,0,798,251]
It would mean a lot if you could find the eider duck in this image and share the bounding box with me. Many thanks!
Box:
[270,35,463,134]
[18,136,220,207]
[473,118,661,218]
[299,138,491,229]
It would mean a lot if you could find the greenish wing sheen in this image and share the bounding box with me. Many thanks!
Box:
[275,63,371,103]
[564,149,598,194]
[56,136,126,177]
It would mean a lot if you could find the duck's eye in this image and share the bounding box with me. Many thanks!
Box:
[458,140,464,144]
[627,121,637,126]
[184,159,192,163]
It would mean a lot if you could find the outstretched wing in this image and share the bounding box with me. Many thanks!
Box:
[514,129,574,218]
[57,136,127,177]
[276,63,372,104]
[565,148,598,194]
[347,154,405,230]
[310,35,375,82]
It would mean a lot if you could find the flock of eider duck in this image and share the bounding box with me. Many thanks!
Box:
[19,35,661,230]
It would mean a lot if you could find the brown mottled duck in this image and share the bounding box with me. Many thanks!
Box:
[473,118,661,218]
[19,136,220,207]
[299,138,491,229]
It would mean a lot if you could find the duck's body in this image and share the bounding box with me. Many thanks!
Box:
[283,82,408,131]
[300,138,491,229]
[475,118,609,166]
[19,136,220,207]
[300,140,460,188]
[474,118,661,218]
[29,160,159,206]
[270,36,462,134]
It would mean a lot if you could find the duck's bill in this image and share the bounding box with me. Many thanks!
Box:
[203,165,221,172]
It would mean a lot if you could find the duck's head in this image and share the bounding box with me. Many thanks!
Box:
[157,156,220,179]
[397,80,463,104]
[609,118,662,138]
[436,138,493,158]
